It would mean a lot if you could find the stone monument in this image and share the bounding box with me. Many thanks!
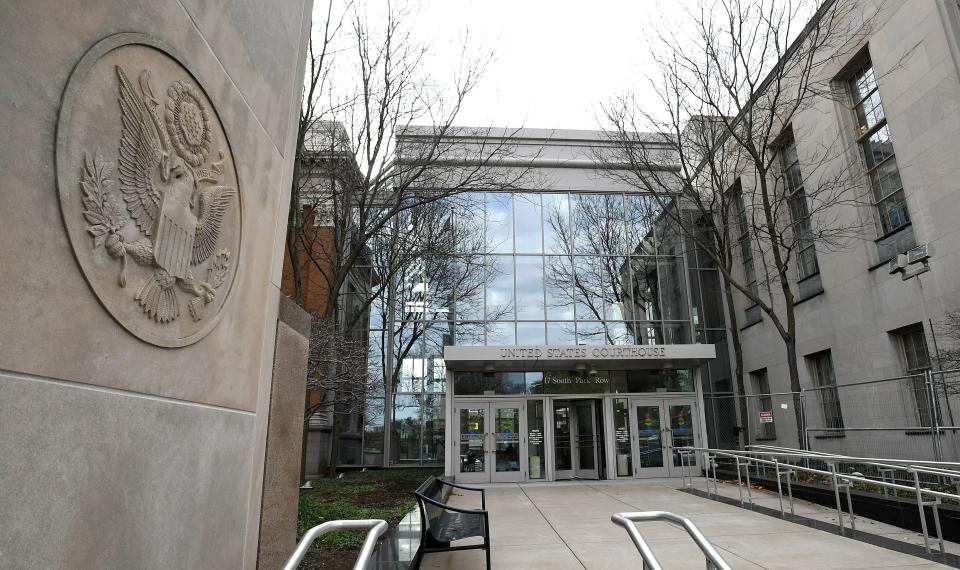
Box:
[0,2,313,568]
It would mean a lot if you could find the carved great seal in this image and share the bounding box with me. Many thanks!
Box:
[57,34,242,347]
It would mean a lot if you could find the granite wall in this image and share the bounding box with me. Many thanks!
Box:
[0,1,313,567]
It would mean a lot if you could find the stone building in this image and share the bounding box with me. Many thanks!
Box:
[710,0,960,460]
[331,0,960,476]
[281,121,372,476]
[0,1,313,567]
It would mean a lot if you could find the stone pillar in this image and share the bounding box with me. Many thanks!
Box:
[257,296,311,569]
[0,1,313,567]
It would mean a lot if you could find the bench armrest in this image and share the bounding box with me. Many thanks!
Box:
[438,479,486,509]
[416,492,490,517]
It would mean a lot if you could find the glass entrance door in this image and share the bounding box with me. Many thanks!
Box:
[574,401,599,479]
[455,401,524,483]
[629,398,699,478]
[455,404,489,484]
[553,399,601,480]
[492,402,523,483]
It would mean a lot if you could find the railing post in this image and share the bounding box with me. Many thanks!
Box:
[703,452,712,496]
[926,370,944,462]
[786,467,795,516]
[913,469,932,554]
[843,480,856,532]
[743,458,753,506]
[829,462,845,533]
[932,499,945,554]
[774,458,785,518]
[735,455,744,506]
[711,454,720,498]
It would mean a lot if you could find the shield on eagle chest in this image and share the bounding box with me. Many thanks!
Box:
[153,187,197,280]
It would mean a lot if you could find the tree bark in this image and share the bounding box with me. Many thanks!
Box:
[723,277,749,449]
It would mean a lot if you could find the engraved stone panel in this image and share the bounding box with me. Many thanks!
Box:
[56,34,242,347]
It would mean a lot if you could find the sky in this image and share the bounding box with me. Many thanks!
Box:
[411,0,678,131]
[313,0,689,132]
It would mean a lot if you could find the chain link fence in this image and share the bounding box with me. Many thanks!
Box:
[702,369,960,462]
[803,372,940,460]
[703,392,804,450]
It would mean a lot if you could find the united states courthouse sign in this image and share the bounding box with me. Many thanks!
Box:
[443,344,716,371]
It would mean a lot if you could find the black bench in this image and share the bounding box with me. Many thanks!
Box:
[412,475,490,569]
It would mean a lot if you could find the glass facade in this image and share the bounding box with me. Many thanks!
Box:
[340,189,730,467]
[442,192,694,346]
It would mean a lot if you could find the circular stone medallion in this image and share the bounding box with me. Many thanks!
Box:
[56,34,242,348]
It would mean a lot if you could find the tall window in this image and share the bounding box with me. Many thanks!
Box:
[750,369,776,439]
[894,324,937,427]
[808,350,844,430]
[779,133,819,279]
[848,58,910,234]
[730,182,758,302]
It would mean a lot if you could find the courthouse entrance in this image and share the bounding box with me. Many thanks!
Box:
[454,400,525,483]
[630,397,700,478]
[553,399,602,479]
[443,345,716,483]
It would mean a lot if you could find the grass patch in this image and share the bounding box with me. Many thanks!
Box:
[297,468,440,555]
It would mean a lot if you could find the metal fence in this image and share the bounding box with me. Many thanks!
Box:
[704,392,804,451]
[717,368,960,462]
[804,369,960,461]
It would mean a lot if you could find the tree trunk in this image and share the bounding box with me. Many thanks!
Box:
[285,192,305,306]
[723,278,749,449]
[326,405,342,477]
[785,336,805,449]
[300,416,310,484]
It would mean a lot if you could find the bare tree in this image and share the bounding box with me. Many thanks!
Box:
[938,310,960,374]
[288,1,534,474]
[290,2,528,331]
[600,0,872,447]
[305,313,371,472]
[370,194,502,393]
[542,192,668,345]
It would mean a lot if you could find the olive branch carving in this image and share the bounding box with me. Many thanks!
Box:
[80,151,129,286]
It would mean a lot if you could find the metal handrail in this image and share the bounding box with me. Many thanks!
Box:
[747,444,960,482]
[683,445,959,500]
[742,444,960,482]
[611,511,732,570]
[677,445,953,554]
[281,519,388,570]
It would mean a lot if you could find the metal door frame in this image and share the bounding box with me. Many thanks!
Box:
[550,397,603,480]
[629,396,701,478]
[454,401,492,484]
[490,400,525,483]
[573,400,600,479]
[453,399,526,483]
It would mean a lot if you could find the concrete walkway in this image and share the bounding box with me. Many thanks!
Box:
[418,479,954,569]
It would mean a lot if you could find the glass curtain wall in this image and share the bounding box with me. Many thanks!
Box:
[364,191,702,466]
[684,211,738,449]
[453,191,694,346]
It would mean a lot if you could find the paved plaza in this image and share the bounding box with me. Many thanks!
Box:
[416,479,957,570]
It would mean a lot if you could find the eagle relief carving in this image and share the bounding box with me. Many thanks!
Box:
[57,36,241,347]
[81,65,234,323]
